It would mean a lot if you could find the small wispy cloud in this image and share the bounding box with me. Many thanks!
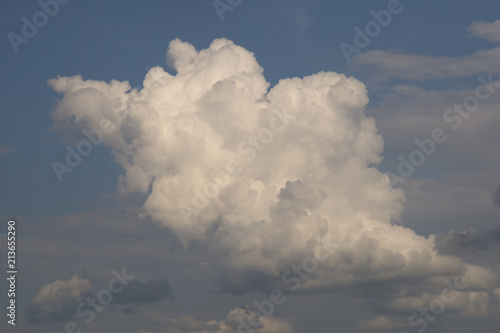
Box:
[468,19,500,44]
[352,47,500,82]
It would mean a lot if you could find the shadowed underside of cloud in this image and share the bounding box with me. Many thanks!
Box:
[48,38,499,320]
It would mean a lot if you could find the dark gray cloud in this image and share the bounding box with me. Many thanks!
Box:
[435,226,500,254]
[492,185,500,208]
[216,269,279,295]
[112,279,174,305]
[25,299,88,324]
[117,306,138,314]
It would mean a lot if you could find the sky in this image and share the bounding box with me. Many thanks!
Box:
[1,0,500,332]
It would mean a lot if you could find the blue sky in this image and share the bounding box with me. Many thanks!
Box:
[1,1,500,332]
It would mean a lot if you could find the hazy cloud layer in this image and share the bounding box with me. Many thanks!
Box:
[350,21,500,82]
[353,47,500,82]
[357,315,408,331]
[48,38,500,319]
[145,307,298,333]
[367,82,500,169]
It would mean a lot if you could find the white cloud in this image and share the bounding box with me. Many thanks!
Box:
[468,19,500,43]
[48,38,499,317]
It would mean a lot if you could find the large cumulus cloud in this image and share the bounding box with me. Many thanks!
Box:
[48,38,499,318]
